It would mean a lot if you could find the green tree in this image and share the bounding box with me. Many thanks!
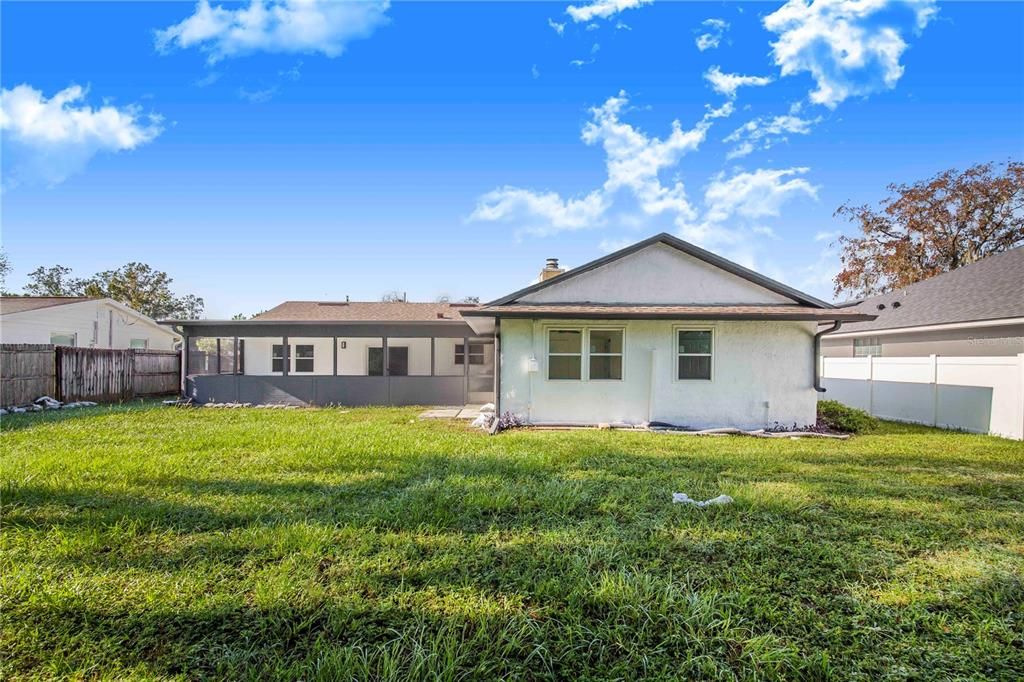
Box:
[81,262,204,319]
[24,265,86,296]
[0,250,11,295]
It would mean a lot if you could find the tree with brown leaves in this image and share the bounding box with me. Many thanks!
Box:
[833,161,1024,298]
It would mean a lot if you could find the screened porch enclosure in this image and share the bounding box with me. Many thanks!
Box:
[182,325,493,407]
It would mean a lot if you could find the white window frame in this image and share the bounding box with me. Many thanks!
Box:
[853,337,881,357]
[271,344,286,374]
[129,338,148,350]
[586,328,625,381]
[49,331,77,347]
[546,328,584,381]
[674,326,714,382]
[292,344,315,374]
[544,325,626,382]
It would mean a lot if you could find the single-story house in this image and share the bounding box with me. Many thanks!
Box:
[165,233,873,428]
[820,246,1024,358]
[1,296,181,350]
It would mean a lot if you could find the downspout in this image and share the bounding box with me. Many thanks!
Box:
[814,321,842,392]
[494,318,501,415]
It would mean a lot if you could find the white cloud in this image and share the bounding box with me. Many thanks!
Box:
[531,64,541,79]
[599,237,635,253]
[581,91,712,219]
[814,229,840,241]
[566,0,652,23]
[703,167,819,224]
[548,18,566,35]
[724,113,821,158]
[470,187,608,235]
[695,18,729,51]
[471,92,722,235]
[763,0,938,108]
[239,86,277,103]
[673,167,819,249]
[155,0,390,63]
[615,21,632,30]
[193,71,222,87]
[0,83,162,187]
[703,66,773,99]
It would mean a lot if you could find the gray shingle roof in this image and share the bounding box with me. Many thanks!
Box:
[835,247,1024,333]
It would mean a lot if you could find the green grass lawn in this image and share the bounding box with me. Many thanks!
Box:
[2,404,1022,680]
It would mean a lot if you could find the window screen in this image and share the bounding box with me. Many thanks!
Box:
[548,330,582,380]
[677,330,712,380]
[588,329,623,380]
[293,344,314,373]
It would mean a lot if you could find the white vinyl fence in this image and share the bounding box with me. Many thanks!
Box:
[820,354,1024,440]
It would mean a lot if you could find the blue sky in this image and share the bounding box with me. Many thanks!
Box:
[2,0,1022,317]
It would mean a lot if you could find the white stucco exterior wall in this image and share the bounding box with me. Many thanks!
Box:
[499,318,817,429]
[0,300,179,349]
[520,243,794,305]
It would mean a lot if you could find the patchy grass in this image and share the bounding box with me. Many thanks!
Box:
[1,404,1022,680]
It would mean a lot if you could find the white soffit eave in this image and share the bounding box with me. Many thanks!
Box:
[826,316,1024,339]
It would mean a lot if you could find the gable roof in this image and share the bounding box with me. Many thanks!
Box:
[0,296,95,315]
[252,301,479,322]
[829,246,1024,334]
[486,233,833,309]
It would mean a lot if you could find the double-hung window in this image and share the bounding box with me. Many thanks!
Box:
[548,330,583,380]
[271,344,285,373]
[547,328,624,380]
[293,345,315,373]
[677,329,713,380]
[588,329,623,380]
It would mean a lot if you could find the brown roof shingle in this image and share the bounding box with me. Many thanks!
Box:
[1,296,94,315]
[252,301,479,322]
[464,304,875,321]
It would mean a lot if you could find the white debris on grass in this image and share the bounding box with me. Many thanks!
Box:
[471,413,494,429]
[672,492,734,508]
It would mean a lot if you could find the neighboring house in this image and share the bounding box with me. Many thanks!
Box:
[0,297,180,350]
[166,234,872,428]
[820,247,1024,358]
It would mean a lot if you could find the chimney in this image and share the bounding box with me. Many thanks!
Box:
[540,257,564,282]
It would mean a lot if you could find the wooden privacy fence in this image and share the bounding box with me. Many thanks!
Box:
[0,344,57,407]
[1,344,181,406]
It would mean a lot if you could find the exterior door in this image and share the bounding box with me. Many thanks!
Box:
[388,346,409,376]
[466,341,495,404]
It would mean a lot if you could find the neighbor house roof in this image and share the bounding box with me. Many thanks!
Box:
[251,301,480,322]
[0,296,94,315]
[487,232,835,309]
[828,246,1024,334]
[463,304,875,321]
